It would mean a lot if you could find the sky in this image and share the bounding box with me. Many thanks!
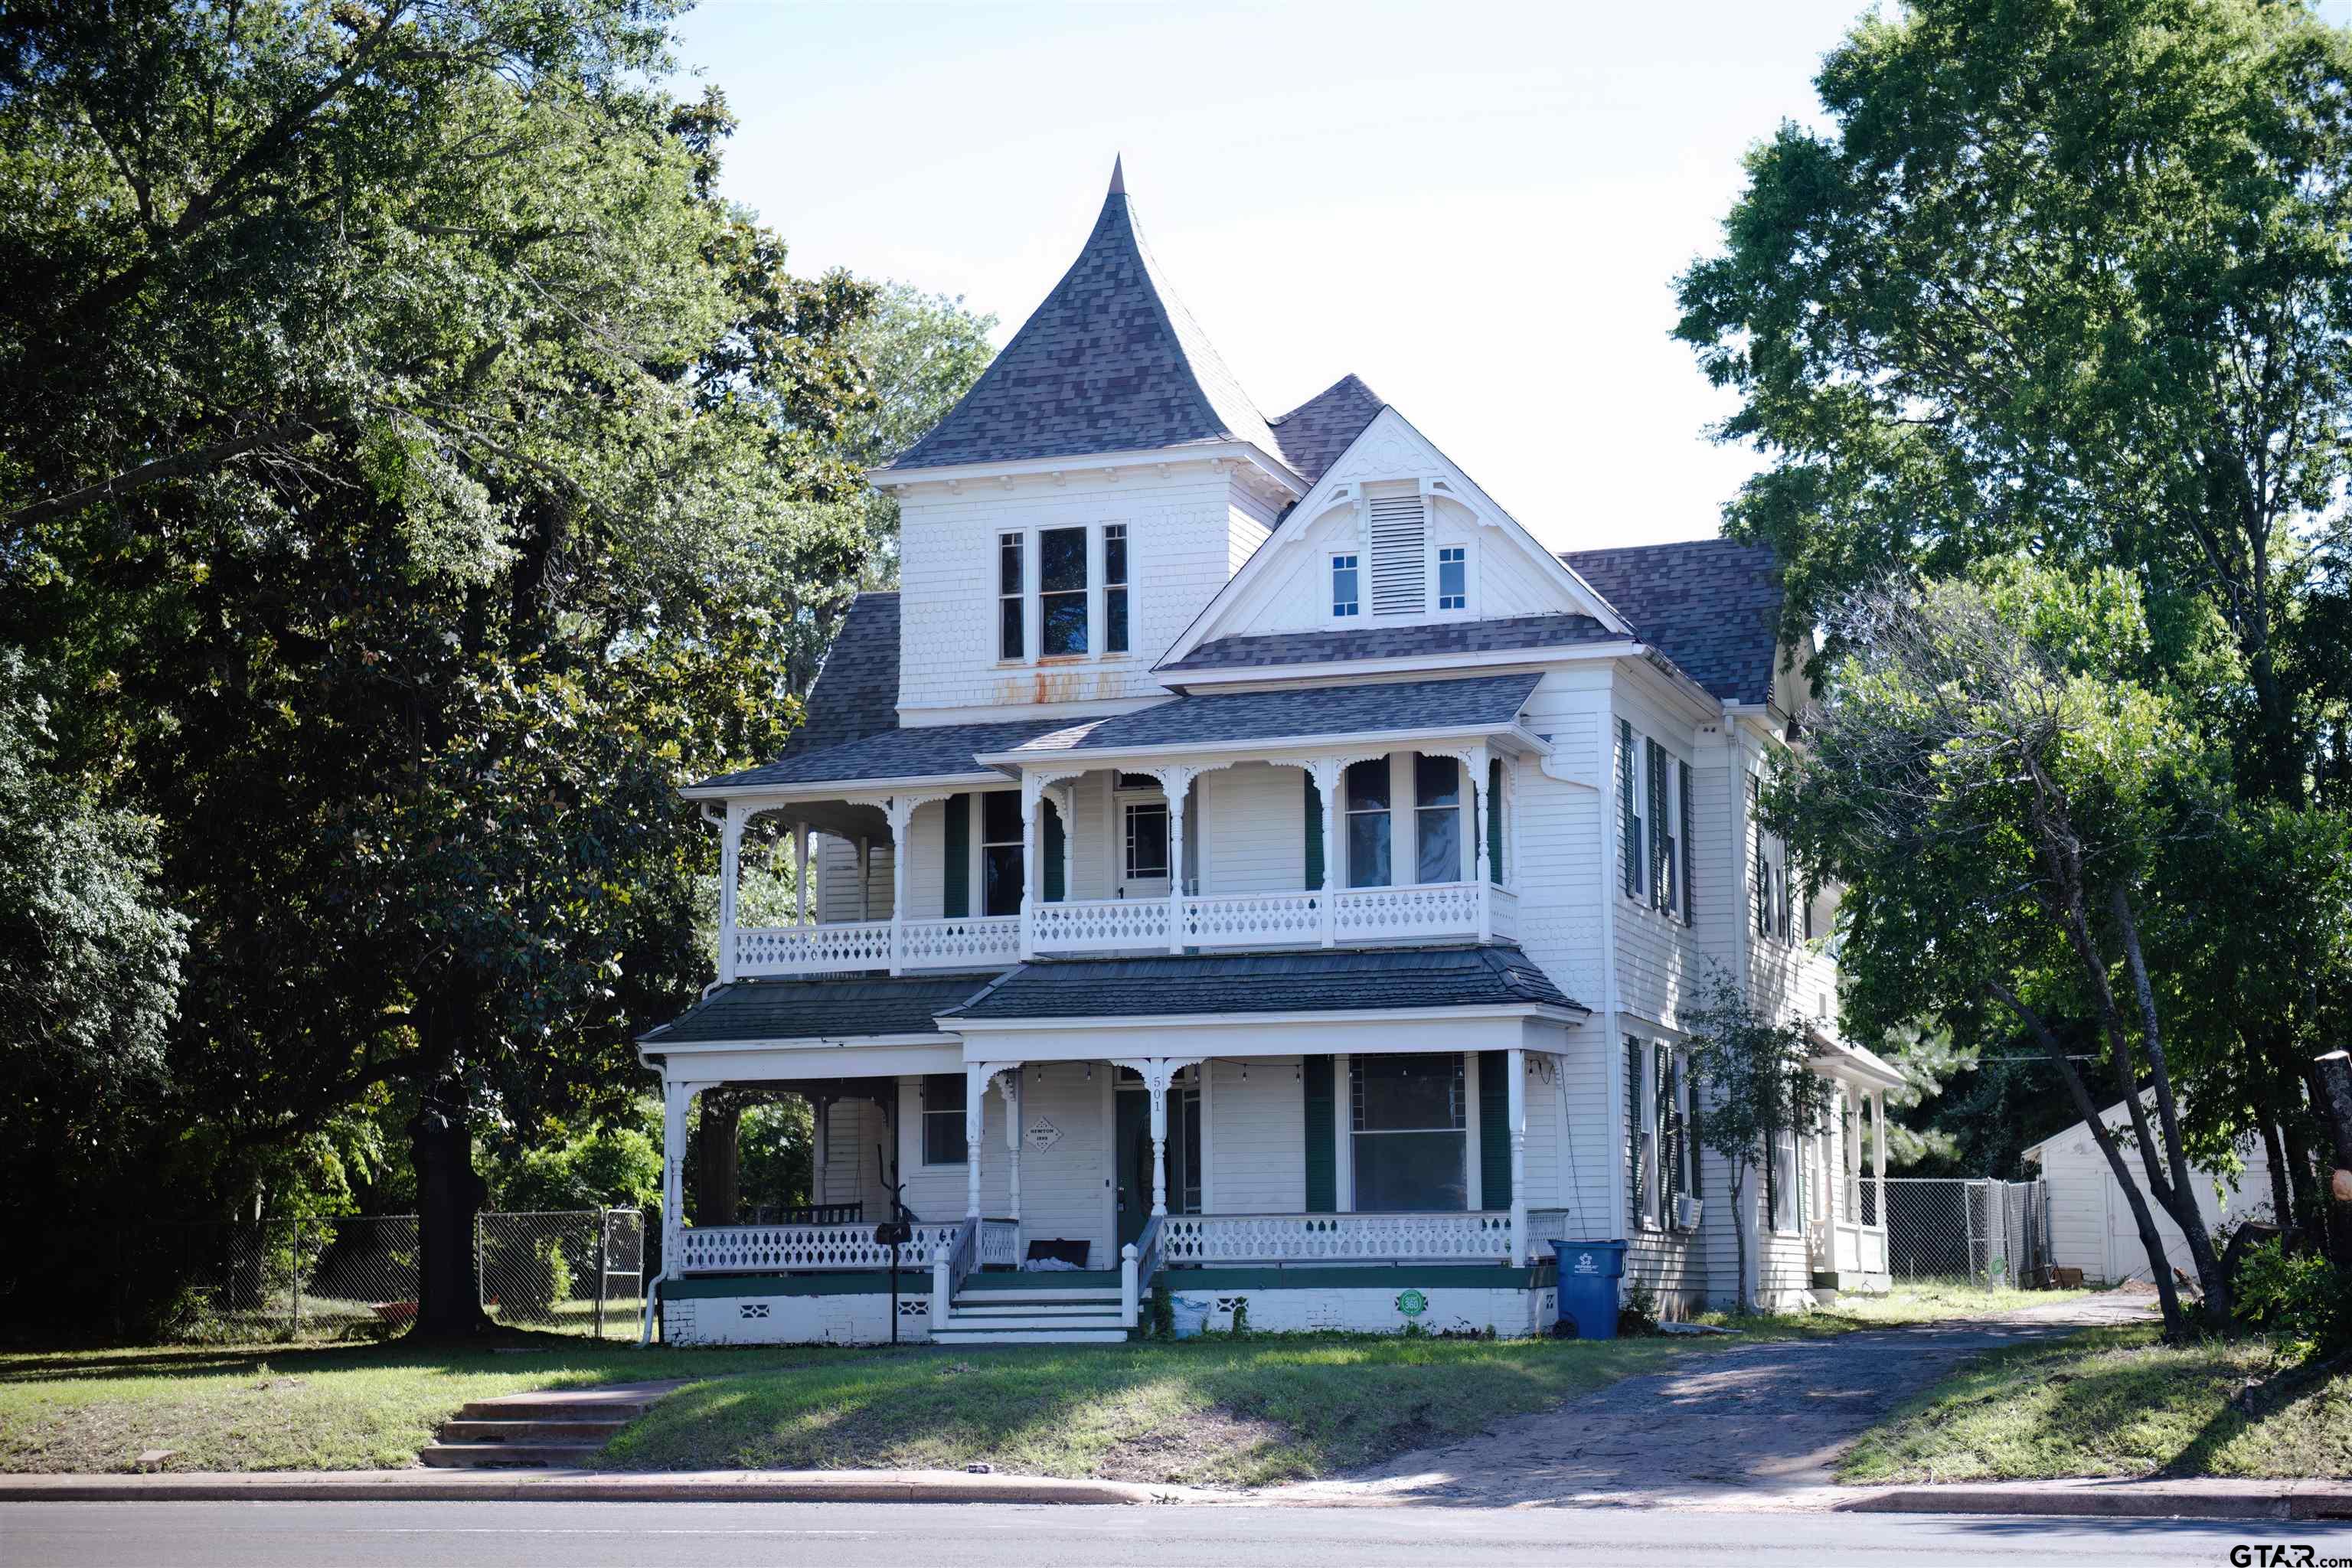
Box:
[658,2,2143,550]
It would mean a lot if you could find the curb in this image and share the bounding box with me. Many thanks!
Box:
[0,1468,1169,1506]
[1841,1481,2352,1523]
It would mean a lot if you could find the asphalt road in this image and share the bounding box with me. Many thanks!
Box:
[6,1501,2347,1568]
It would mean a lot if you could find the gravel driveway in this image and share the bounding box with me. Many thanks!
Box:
[1272,1292,2157,1508]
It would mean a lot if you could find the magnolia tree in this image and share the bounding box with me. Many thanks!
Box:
[1684,973,1835,1315]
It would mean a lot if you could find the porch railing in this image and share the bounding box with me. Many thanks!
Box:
[1034,897,1170,952]
[897,915,1019,970]
[932,1216,979,1323]
[675,1220,962,1276]
[1334,882,1485,939]
[1181,890,1324,946]
[979,1217,1021,1269]
[1158,1210,1519,1266]
[1121,1214,1167,1328]
[734,920,892,977]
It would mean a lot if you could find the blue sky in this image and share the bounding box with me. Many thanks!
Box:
[667,2,2351,550]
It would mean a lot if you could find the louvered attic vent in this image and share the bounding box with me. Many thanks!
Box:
[1367,491,1426,616]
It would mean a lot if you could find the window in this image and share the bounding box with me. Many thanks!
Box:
[923,1073,966,1165]
[1752,775,1795,945]
[1123,799,1168,880]
[1344,757,1391,887]
[1769,1126,1799,1233]
[1632,1040,1658,1228]
[1648,739,1678,917]
[1039,526,1089,655]
[1104,524,1129,655]
[1437,545,1466,610]
[1619,719,1645,900]
[998,534,1024,660]
[1413,753,1461,884]
[1331,553,1361,618]
[1351,1054,1465,1212]
[980,790,1024,917]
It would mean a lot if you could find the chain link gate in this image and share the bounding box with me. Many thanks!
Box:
[475,1208,644,1335]
[1876,1178,2051,1288]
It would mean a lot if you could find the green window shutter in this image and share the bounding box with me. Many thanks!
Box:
[1687,1067,1704,1202]
[1750,776,1769,938]
[1478,1050,1511,1210]
[1646,738,1668,912]
[1044,798,1066,903]
[942,792,970,918]
[1486,757,1504,884]
[1625,1037,1642,1230]
[1619,719,1638,898]
[1679,760,1695,928]
[1657,1045,1677,1216]
[1302,1055,1336,1212]
[1303,773,1324,888]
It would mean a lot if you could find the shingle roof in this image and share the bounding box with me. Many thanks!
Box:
[943,945,1583,1021]
[1001,672,1543,756]
[784,592,900,757]
[639,972,995,1046]
[1161,612,1619,674]
[884,169,1285,473]
[1559,539,1783,706]
[1267,374,1385,484]
[697,717,1063,792]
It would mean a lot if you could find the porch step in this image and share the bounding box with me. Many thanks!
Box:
[950,1295,1120,1314]
[436,1419,633,1442]
[418,1380,684,1469]
[927,1328,1132,1345]
[936,1312,1129,1333]
[420,1441,609,1468]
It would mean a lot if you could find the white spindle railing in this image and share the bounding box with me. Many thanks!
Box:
[1334,881,1485,940]
[733,920,893,977]
[1158,1210,1518,1266]
[1181,890,1325,946]
[897,915,1019,969]
[676,1221,962,1275]
[1033,898,1170,952]
[979,1218,1021,1269]
[1521,1207,1574,1263]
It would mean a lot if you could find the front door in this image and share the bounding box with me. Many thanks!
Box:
[1116,1073,1199,1250]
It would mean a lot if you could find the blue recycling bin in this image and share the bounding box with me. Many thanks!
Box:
[1551,1239,1628,1340]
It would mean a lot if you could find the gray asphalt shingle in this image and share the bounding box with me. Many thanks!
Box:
[639,972,996,1045]
[1161,612,1619,674]
[1560,539,1783,706]
[1267,374,1385,485]
[943,944,1583,1021]
[697,717,1063,791]
[1004,672,1542,756]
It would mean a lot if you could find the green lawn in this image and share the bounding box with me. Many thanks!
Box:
[1839,1325,2352,1483]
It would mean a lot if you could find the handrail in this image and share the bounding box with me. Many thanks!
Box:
[1119,1215,1167,1330]
[932,1215,979,1325]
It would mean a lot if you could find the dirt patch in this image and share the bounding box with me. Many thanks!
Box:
[1095,1403,1295,1485]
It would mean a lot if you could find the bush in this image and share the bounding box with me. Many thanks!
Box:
[2235,1239,2350,1348]
[1618,1277,1661,1337]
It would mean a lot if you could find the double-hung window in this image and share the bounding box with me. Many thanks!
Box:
[1331,554,1361,618]
[1619,719,1645,900]
[1437,545,1466,610]
[998,534,1024,660]
[1351,1054,1466,1212]
[1104,524,1129,655]
[1413,754,1462,884]
[1039,526,1089,655]
[923,1073,967,1166]
[980,791,1024,916]
[1344,758,1391,887]
[1752,775,1796,945]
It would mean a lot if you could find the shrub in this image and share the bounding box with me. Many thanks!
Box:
[2235,1239,2350,1349]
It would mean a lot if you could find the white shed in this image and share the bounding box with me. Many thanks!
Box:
[2021,1094,2272,1285]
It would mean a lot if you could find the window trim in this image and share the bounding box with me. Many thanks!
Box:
[1037,523,1090,659]
[1344,756,1393,889]
[978,789,1024,918]
[997,532,1025,662]
[994,523,1135,667]
[1103,522,1130,655]
[1349,1051,1468,1214]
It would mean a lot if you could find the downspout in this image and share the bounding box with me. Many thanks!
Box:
[1596,691,1625,1245]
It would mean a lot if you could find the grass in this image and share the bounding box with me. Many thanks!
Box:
[1839,1325,2352,1483]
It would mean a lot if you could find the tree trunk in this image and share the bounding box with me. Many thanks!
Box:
[2261,1120,2295,1231]
[409,1076,492,1339]
[2314,1051,2352,1275]
[696,1091,743,1227]
[1732,1164,1753,1314]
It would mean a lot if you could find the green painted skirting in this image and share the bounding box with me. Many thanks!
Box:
[661,1271,918,1301]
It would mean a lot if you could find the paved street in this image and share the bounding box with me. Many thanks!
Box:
[6,1499,2345,1568]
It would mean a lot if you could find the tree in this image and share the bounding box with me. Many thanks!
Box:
[1685,972,1836,1315]
[1772,568,2247,1334]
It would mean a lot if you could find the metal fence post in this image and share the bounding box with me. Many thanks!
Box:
[291,1218,303,1336]
[596,1211,609,1341]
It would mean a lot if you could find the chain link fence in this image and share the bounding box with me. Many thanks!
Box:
[117,1209,642,1342]
[1877,1178,2052,1288]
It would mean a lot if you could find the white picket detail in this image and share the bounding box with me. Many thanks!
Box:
[677,1221,962,1275]
[1488,885,1520,941]
[1333,882,1485,939]
[1032,898,1169,952]
[980,1218,1021,1269]
[898,915,1019,969]
[733,920,892,977]
[1181,890,1325,946]
[1158,1210,1517,1266]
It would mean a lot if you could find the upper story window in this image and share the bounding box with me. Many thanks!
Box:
[1345,758,1391,887]
[1621,721,1691,922]
[1124,800,1168,880]
[1331,553,1361,618]
[1752,774,1798,943]
[1039,526,1089,655]
[998,534,1024,660]
[980,790,1024,916]
[1438,546,1467,610]
[1104,524,1130,654]
[1413,753,1462,884]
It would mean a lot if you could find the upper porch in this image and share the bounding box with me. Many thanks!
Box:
[695,673,1546,982]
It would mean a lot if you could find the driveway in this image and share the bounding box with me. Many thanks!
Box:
[1273,1292,2156,1508]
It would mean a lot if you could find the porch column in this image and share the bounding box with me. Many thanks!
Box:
[964,1063,988,1220]
[857,838,871,922]
[1310,759,1341,947]
[661,1076,694,1279]
[1053,784,1076,906]
[1467,745,1492,942]
[1018,786,1040,960]
[886,797,913,975]
[1148,1068,1170,1217]
[793,821,811,926]
[1506,1046,1527,1261]
[1871,1088,1888,1212]
[1160,768,1195,954]
[716,803,749,984]
[996,1070,1023,1232]
[812,1098,829,1207]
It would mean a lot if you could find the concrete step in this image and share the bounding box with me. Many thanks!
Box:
[453,1397,657,1423]
[939,1314,1128,1333]
[436,1419,634,1442]
[957,1283,1122,1302]
[419,1442,608,1468]
[949,1299,1124,1316]
[926,1328,1132,1345]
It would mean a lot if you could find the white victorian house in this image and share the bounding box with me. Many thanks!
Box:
[636,164,1900,1346]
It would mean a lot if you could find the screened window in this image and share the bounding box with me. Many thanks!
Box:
[1413,753,1461,884]
[1636,1043,1661,1227]
[1039,526,1089,655]
[1620,720,1646,900]
[1331,553,1361,618]
[1437,545,1466,610]
[1104,523,1129,655]
[1345,757,1391,888]
[980,791,1024,917]
[998,534,1024,660]
[1124,800,1168,880]
[1351,1054,1466,1212]
[923,1073,966,1166]
[1769,1127,1799,1233]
